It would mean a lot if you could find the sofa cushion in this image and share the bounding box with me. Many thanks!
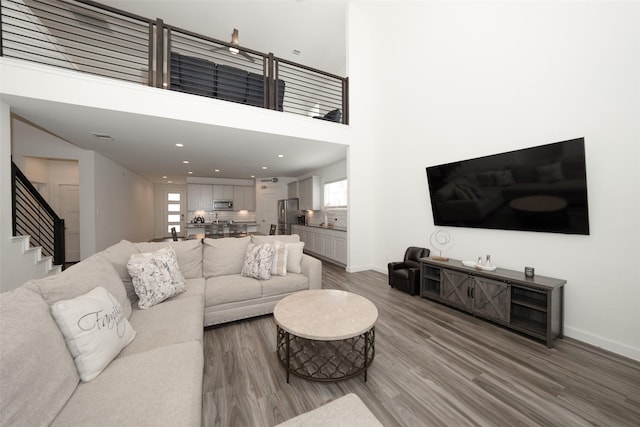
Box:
[25,254,132,319]
[260,273,309,298]
[241,242,276,280]
[203,236,251,277]
[135,240,203,279]
[166,277,205,305]
[275,393,382,427]
[205,274,262,306]
[127,247,187,309]
[0,287,79,426]
[51,286,137,382]
[120,296,204,357]
[101,239,140,304]
[51,341,203,427]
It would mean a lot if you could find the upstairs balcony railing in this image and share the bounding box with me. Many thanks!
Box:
[0,0,348,124]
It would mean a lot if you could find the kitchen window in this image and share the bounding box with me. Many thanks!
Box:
[324,179,347,208]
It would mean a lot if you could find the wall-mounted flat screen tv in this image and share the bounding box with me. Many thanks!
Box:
[426,138,589,235]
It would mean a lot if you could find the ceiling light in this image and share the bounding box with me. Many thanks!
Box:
[214,169,220,173]
[182,160,189,164]
[175,143,184,147]
[250,175,255,178]
[277,154,284,158]
[261,166,268,170]
[162,176,167,179]
[228,47,240,54]
[188,171,193,175]
[168,180,172,183]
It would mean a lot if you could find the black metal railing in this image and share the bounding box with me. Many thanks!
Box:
[11,161,65,266]
[0,0,348,123]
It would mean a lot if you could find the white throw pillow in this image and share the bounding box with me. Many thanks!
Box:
[241,242,276,280]
[271,241,289,276]
[286,242,305,274]
[127,247,186,309]
[51,286,136,382]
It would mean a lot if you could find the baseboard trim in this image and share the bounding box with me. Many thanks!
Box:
[564,326,640,362]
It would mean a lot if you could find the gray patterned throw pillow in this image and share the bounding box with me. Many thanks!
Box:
[126,247,186,309]
[241,243,276,280]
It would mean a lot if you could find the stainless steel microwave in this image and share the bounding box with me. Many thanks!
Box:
[213,200,233,211]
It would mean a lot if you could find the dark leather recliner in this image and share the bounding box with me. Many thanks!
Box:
[388,247,430,296]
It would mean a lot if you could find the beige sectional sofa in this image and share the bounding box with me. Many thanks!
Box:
[0,234,321,426]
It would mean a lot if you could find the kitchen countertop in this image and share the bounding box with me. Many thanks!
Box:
[294,224,347,232]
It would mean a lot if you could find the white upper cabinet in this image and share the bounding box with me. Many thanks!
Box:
[233,186,256,211]
[187,184,213,211]
[288,181,298,199]
[213,185,234,200]
[298,176,321,211]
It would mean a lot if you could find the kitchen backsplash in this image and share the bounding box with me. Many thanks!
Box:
[188,210,256,223]
[305,209,347,228]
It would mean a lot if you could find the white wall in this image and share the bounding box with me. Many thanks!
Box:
[347,2,640,360]
[0,103,13,290]
[93,153,154,250]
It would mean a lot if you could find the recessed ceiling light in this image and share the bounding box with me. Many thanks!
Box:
[168,180,172,183]
[187,171,193,175]
[214,169,220,173]
[261,166,268,170]
[277,154,284,158]
[250,175,255,178]
[182,160,189,164]
[175,143,184,147]
[162,176,167,179]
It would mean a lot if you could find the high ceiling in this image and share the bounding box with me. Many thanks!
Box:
[9,0,348,183]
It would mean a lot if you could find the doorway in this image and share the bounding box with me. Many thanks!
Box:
[58,184,80,262]
[259,192,278,235]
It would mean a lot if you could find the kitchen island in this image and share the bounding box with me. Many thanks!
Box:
[186,222,259,239]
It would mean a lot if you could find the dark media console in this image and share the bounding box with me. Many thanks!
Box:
[420,257,565,347]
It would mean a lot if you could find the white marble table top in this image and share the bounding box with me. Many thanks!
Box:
[273,289,378,340]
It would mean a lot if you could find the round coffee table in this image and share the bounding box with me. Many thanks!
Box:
[274,289,378,383]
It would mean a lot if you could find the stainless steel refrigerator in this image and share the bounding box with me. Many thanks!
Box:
[277,198,299,235]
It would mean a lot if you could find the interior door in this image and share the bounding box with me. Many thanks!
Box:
[259,192,278,235]
[58,184,80,262]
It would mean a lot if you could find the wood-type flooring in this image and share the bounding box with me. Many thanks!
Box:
[202,262,640,426]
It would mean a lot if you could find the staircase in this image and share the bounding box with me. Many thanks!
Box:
[7,235,62,287]
[4,161,65,291]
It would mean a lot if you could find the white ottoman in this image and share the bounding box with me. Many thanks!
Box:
[275,393,383,427]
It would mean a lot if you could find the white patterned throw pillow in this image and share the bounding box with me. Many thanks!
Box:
[241,242,277,280]
[126,247,186,309]
[51,286,136,382]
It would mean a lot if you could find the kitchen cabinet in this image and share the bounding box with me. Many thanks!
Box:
[187,184,212,211]
[420,258,565,347]
[298,176,321,211]
[213,185,234,200]
[292,225,347,265]
[287,181,298,199]
[233,186,256,211]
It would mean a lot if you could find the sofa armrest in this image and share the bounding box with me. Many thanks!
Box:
[300,254,322,289]
[388,261,409,272]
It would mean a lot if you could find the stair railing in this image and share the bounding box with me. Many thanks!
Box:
[11,161,65,266]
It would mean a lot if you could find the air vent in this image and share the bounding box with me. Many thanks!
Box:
[90,132,113,140]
